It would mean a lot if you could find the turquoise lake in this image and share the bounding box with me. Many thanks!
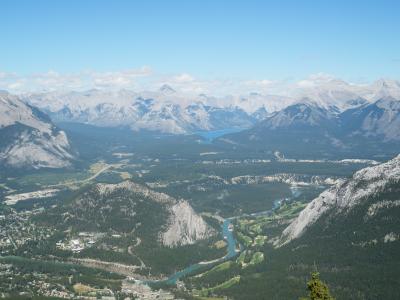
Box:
[195,128,243,144]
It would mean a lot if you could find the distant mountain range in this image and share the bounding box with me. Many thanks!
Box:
[1,78,400,169]
[22,88,259,134]
[221,97,400,158]
[245,96,400,139]
[339,97,400,141]
[0,91,75,169]
[20,79,400,136]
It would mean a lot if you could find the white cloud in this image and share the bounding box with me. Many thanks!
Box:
[296,73,341,88]
[7,81,24,90]
[0,66,154,93]
[0,68,290,95]
[0,69,391,103]
[171,73,194,83]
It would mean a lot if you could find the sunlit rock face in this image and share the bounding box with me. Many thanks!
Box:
[280,154,400,245]
[0,91,74,169]
[161,200,214,247]
[96,180,214,247]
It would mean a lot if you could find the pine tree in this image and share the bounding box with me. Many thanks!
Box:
[300,272,335,300]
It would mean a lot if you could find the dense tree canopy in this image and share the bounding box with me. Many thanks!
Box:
[300,272,335,300]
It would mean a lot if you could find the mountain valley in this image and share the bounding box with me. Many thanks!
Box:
[0,82,399,299]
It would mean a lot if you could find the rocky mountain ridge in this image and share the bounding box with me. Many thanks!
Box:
[0,91,74,169]
[20,78,400,135]
[65,180,215,247]
[280,154,400,245]
[22,89,257,134]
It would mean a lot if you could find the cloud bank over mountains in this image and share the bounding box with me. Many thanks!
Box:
[0,67,282,96]
[2,67,398,99]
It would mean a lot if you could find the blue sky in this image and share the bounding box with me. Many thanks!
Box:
[1,0,400,89]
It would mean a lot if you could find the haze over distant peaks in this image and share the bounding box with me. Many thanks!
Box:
[159,84,176,94]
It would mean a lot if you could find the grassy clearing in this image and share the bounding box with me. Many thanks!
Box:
[89,162,109,174]
[213,240,227,249]
[118,171,132,180]
[209,261,233,273]
[254,235,267,246]
[236,232,252,247]
[249,223,262,234]
[196,276,241,296]
[249,252,264,265]
[197,261,233,278]
[236,250,254,268]
[275,201,307,218]
[195,297,226,300]
[195,297,227,300]
[73,283,96,294]
[236,251,247,266]
[16,171,88,188]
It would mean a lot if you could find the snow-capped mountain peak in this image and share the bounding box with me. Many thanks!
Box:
[14,77,400,137]
[159,84,176,94]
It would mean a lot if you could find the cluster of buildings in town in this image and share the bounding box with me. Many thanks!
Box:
[55,232,99,253]
[122,279,175,300]
[0,208,53,254]
[0,263,73,298]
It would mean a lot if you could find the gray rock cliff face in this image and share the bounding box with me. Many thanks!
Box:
[0,92,74,169]
[280,154,400,245]
[97,181,214,247]
[161,200,214,247]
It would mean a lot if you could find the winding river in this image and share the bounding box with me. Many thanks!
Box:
[147,186,304,285]
[145,218,238,285]
[1,187,304,290]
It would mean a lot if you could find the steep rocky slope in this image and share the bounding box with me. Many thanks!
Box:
[40,180,214,247]
[339,97,400,141]
[162,201,212,246]
[280,154,400,244]
[221,98,400,159]
[219,155,400,300]
[0,91,74,169]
